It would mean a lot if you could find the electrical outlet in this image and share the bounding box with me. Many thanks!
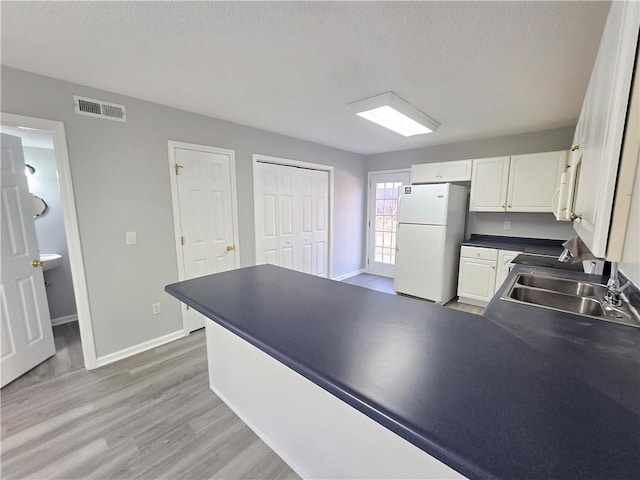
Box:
[503,221,511,230]
[152,303,161,315]
[126,231,137,245]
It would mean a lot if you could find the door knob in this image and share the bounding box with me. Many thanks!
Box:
[32,259,44,267]
[226,244,235,252]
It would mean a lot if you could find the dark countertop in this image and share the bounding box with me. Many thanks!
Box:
[484,265,640,415]
[166,265,640,480]
[462,234,566,256]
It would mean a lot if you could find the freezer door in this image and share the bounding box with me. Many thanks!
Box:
[398,184,449,225]
[393,223,446,302]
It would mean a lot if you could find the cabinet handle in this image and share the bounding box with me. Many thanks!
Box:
[507,205,511,208]
[491,266,495,270]
[571,144,580,151]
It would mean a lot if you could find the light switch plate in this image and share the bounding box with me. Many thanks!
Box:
[126,231,137,245]
[152,303,161,315]
[503,221,511,230]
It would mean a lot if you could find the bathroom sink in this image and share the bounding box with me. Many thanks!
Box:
[40,253,62,271]
[502,273,639,328]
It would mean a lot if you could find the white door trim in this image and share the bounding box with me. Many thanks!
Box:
[167,141,240,334]
[365,169,410,277]
[1,112,98,369]
[252,154,334,279]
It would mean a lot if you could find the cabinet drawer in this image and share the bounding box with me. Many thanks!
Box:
[460,246,498,261]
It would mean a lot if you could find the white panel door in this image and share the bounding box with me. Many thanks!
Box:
[1,133,55,387]
[255,162,329,277]
[298,168,329,277]
[367,171,410,277]
[176,147,238,331]
[255,162,298,270]
[278,165,297,270]
[469,157,510,211]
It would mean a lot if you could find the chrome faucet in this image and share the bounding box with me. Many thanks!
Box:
[605,262,632,307]
[558,248,573,263]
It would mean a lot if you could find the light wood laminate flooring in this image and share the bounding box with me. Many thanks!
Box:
[341,273,485,315]
[2,274,480,479]
[1,330,299,480]
[4,321,85,393]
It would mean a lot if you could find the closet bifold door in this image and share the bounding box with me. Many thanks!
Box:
[298,168,329,277]
[255,162,329,277]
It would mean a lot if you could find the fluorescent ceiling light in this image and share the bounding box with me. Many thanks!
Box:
[349,92,440,137]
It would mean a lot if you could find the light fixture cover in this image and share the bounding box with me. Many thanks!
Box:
[349,92,440,137]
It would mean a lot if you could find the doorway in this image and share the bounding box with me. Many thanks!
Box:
[1,113,95,385]
[366,170,411,277]
[167,141,240,332]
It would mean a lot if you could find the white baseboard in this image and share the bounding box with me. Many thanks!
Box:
[51,314,78,326]
[332,269,364,281]
[93,329,187,369]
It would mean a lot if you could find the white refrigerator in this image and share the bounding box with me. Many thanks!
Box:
[393,183,467,304]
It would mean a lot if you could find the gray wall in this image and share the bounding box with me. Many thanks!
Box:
[1,66,367,358]
[24,146,77,320]
[366,127,577,241]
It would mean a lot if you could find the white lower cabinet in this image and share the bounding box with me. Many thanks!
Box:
[457,247,497,307]
[457,246,521,306]
[494,250,522,294]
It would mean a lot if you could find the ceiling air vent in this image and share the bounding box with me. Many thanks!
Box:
[73,95,127,122]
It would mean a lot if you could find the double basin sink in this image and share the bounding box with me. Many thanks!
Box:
[501,273,639,328]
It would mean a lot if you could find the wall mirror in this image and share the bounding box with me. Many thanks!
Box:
[32,193,48,218]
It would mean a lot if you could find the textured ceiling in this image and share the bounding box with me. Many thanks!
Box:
[0,1,610,155]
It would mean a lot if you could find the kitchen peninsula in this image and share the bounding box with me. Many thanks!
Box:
[165,265,639,480]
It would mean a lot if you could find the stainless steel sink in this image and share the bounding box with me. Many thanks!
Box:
[501,273,639,328]
[515,275,606,298]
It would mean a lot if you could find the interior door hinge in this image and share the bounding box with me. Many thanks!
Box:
[175,164,183,175]
[180,236,185,245]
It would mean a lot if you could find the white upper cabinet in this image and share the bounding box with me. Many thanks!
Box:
[571,1,639,258]
[506,151,566,212]
[438,160,472,182]
[411,159,472,184]
[469,156,510,211]
[410,163,440,183]
[469,153,566,212]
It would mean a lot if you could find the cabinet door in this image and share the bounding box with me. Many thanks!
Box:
[494,250,522,294]
[439,160,472,182]
[469,157,510,211]
[506,151,566,212]
[572,1,639,257]
[457,257,497,302]
[410,163,441,184]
